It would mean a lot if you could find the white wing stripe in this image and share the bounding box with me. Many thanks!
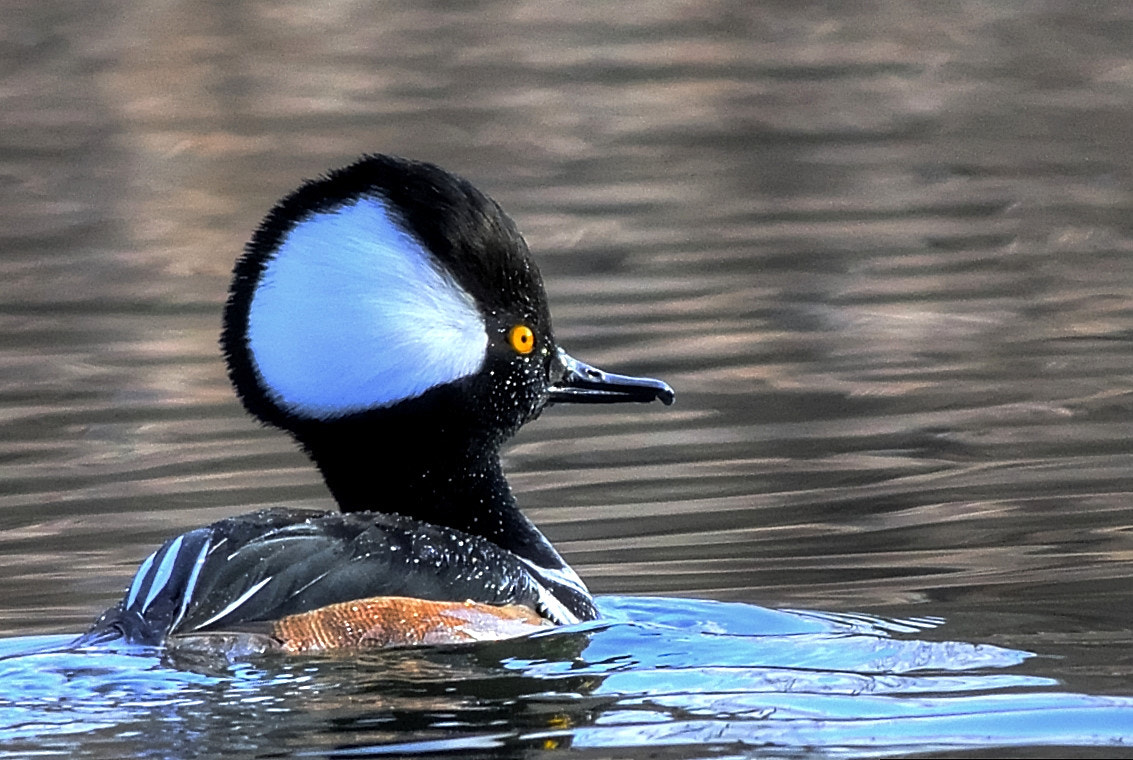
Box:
[125,550,157,610]
[169,539,211,632]
[141,535,184,613]
[191,576,272,630]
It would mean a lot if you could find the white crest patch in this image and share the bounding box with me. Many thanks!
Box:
[247,197,488,418]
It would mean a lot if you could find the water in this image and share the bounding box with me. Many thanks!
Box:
[4,600,1130,758]
[1,1,1132,756]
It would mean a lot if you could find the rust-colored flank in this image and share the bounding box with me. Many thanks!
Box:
[269,596,552,652]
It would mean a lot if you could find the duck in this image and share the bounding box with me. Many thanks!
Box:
[78,154,674,654]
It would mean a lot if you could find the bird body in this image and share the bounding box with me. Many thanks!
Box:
[80,155,673,652]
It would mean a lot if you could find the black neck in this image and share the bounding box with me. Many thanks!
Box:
[294,423,569,573]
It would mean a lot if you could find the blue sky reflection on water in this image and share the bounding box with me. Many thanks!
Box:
[2,598,1133,757]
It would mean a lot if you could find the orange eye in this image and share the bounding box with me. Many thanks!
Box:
[508,324,535,355]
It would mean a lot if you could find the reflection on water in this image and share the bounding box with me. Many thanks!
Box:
[1,0,1132,756]
[5,597,1132,758]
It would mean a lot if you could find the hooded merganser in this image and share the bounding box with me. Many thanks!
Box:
[79,155,673,653]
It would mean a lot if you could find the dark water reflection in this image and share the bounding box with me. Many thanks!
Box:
[1,0,1132,756]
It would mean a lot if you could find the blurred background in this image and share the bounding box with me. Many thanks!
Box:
[0,0,1131,695]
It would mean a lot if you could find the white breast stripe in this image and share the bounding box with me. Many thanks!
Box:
[519,559,590,598]
[518,558,590,625]
[536,588,581,626]
[247,197,489,419]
